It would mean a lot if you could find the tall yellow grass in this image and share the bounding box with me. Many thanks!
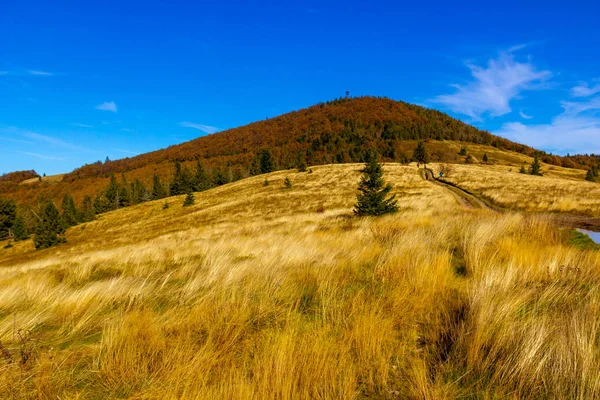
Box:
[1,164,599,399]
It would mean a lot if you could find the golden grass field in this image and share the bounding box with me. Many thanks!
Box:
[432,162,600,216]
[1,164,600,399]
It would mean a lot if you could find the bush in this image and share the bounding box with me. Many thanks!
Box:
[283,177,292,189]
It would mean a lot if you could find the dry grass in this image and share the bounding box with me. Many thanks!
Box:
[1,164,600,399]
[433,163,600,216]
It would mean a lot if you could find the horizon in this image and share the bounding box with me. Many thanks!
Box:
[2,0,600,175]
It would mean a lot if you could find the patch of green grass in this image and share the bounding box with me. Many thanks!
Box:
[569,230,600,251]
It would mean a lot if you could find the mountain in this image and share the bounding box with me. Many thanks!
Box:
[0,96,591,207]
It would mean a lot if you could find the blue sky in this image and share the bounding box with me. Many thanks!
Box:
[1,0,599,175]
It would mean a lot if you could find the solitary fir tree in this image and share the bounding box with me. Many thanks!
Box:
[519,165,527,174]
[413,141,430,168]
[183,191,195,207]
[458,146,468,156]
[586,169,596,182]
[283,177,292,189]
[34,201,66,250]
[354,150,398,216]
[12,216,29,241]
[482,153,489,163]
[529,153,543,176]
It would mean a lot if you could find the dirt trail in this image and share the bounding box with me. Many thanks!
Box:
[420,168,494,211]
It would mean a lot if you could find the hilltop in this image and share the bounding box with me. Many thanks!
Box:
[1,96,590,208]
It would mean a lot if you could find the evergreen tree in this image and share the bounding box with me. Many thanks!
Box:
[183,191,195,207]
[458,146,467,156]
[119,175,131,207]
[519,165,527,174]
[283,177,292,189]
[263,179,269,187]
[212,168,229,186]
[12,216,29,241]
[105,174,120,209]
[61,194,79,227]
[297,158,307,172]
[413,141,430,168]
[354,150,398,216]
[529,153,543,176]
[33,201,66,250]
[0,198,17,240]
[482,153,489,163]
[193,160,212,191]
[258,149,275,174]
[152,174,167,200]
[170,161,184,195]
[93,194,111,214]
[586,169,596,182]
[81,195,96,222]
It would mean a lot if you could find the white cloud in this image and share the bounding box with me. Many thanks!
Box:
[179,121,219,134]
[431,50,552,121]
[496,96,600,155]
[571,81,600,98]
[28,70,54,76]
[96,101,117,112]
[19,151,65,161]
[71,123,94,128]
[519,110,533,119]
[0,126,86,151]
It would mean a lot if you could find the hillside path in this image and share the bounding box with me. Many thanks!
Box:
[419,168,494,211]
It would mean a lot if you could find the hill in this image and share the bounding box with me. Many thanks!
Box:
[1,96,589,210]
[1,164,600,398]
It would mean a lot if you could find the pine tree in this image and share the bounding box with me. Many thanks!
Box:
[459,146,467,156]
[519,165,527,174]
[119,175,131,207]
[482,153,489,163]
[183,191,195,207]
[413,141,430,168]
[81,195,96,222]
[61,194,79,227]
[105,174,120,209]
[283,177,292,189]
[170,161,184,195]
[586,169,596,182]
[263,179,269,187]
[0,198,16,240]
[212,168,229,186]
[152,174,167,200]
[258,149,274,174]
[12,216,29,241]
[297,158,307,172]
[33,201,66,250]
[193,160,212,192]
[529,153,543,176]
[354,150,398,216]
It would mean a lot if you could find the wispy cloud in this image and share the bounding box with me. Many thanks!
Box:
[431,48,552,121]
[0,126,86,151]
[0,135,35,145]
[113,148,138,155]
[28,70,54,76]
[19,151,65,161]
[96,101,117,112]
[571,80,600,98]
[519,110,533,119]
[496,95,600,155]
[71,123,94,128]
[179,121,219,134]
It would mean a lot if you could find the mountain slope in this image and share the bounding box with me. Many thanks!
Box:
[0,97,588,208]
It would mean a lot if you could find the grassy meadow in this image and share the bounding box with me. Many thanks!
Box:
[1,164,600,399]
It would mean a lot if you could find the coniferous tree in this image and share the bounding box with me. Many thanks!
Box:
[105,174,120,209]
[263,179,269,187]
[34,201,66,250]
[283,177,292,189]
[93,194,111,214]
[81,195,96,222]
[212,168,229,186]
[482,153,489,163]
[519,165,527,174]
[413,141,430,168]
[0,198,17,240]
[529,153,543,176]
[152,174,167,200]
[12,216,29,241]
[183,191,195,207]
[118,175,131,207]
[586,169,596,182]
[61,194,79,227]
[170,161,184,195]
[258,149,275,174]
[458,146,467,156]
[354,150,398,216]
[193,160,212,192]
